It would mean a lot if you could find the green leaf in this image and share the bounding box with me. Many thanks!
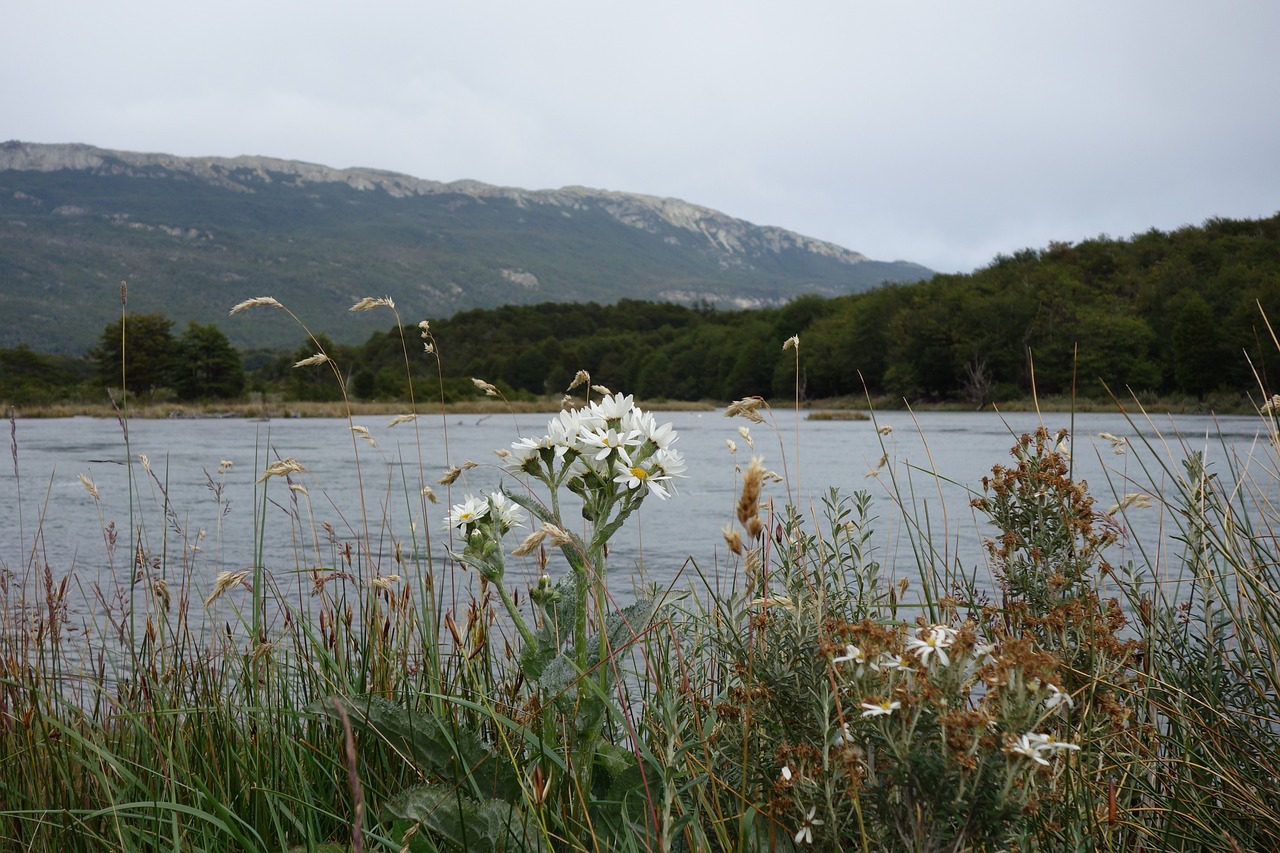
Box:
[385,783,549,852]
[311,696,521,801]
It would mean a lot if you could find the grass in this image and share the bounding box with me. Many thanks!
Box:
[1,294,1277,851]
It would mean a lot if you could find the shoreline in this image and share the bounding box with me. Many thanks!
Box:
[2,392,1254,419]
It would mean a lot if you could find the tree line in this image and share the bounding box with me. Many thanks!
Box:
[3,212,1278,407]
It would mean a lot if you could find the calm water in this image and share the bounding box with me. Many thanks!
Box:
[2,409,1272,633]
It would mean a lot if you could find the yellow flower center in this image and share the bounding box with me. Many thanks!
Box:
[629,467,648,480]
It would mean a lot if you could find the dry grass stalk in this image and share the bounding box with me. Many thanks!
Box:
[204,569,250,606]
[737,456,766,540]
[229,296,283,314]
[726,396,767,424]
[259,457,307,482]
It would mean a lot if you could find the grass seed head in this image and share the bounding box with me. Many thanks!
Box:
[205,569,250,606]
[77,473,99,500]
[229,296,283,314]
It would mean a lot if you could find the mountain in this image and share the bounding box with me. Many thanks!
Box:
[0,141,933,353]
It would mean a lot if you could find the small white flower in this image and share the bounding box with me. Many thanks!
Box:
[905,624,956,668]
[590,391,635,420]
[445,495,489,529]
[860,698,901,718]
[832,644,864,665]
[1008,732,1080,765]
[794,807,823,844]
[580,426,641,462]
[1009,733,1053,765]
[488,492,526,530]
[1042,682,1074,711]
[780,764,793,782]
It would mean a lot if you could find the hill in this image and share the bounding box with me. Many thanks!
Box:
[0,141,932,353]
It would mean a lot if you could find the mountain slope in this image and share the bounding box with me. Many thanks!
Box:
[0,141,933,353]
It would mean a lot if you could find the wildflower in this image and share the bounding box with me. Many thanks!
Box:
[878,651,916,672]
[860,698,902,717]
[591,391,634,420]
[229,296,282,314]
[446,495,489,530]
[794,807,823,845]
[1008,732,1080,765]
[779,764,794,782]
[471,378,499,396]
[906,624,957,667]
[832,721,853,746]
[581,425,641,461]
[1042,682,1074,711]
[783,334,799,351]
[218,459,234,472]
[624,407,678,450]
[1008,733,1053,765]
[488,491,526,530]
[645,447,688,497]
[972,641,998,667]
[833,644,872,673]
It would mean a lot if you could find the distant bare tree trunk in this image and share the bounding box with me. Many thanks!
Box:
[963,358,993,409]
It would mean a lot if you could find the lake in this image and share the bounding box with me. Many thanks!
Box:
[2,407,1271,637]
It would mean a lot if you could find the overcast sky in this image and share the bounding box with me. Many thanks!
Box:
[6,1,1278,273]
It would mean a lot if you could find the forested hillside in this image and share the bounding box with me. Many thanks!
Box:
[3,213,1278,408]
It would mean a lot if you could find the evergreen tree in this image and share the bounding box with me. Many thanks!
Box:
[173,322,246,400]
[91,313,177,394]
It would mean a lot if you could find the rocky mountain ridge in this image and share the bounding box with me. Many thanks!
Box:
[1,141,869,267]
[0,141,933,353]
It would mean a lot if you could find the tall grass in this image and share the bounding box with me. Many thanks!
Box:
[1,296,1278,851]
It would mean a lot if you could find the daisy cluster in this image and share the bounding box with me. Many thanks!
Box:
[445,491,526,535]
[505,393,686,500]
[831,623,1072,718]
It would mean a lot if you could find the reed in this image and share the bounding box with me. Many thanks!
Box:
[1,295,1276,852]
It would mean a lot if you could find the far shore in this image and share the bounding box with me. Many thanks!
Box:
[3,392,1257,419]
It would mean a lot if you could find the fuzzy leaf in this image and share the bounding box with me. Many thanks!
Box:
[386,783,548,852]
[312,695,521,801]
